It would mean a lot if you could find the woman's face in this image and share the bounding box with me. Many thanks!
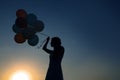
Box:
[50,37,61,47]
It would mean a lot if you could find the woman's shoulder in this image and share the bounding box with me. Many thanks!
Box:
[60,46,65,53]
[58,46,64,50]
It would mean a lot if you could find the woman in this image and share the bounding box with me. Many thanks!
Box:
[42,37,64,80]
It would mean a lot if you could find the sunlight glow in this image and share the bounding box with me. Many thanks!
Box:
[10,71,30,80]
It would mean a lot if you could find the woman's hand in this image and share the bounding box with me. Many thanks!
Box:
[43,37,50,49]
[46,37,50,42]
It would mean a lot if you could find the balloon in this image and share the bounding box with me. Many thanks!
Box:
[12,9,46,46]
[27,35,39,46]
[34,20,44,32]
[12,24,23,33]
[14,33,26,43]
[16,9,27,18]
[15,18,27,29]
[27,24,34,28]
[27,13,37,25]
[22,27,36,39]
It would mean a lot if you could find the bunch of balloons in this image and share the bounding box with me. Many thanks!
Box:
[12,9,44,46]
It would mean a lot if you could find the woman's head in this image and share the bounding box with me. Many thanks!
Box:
[51,37,61,47]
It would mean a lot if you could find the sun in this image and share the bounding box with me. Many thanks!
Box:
[10,71,31,80]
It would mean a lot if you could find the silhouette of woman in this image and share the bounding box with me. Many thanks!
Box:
[42,37,64,80]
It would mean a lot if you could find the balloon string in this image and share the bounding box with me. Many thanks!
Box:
[37,33,49,49]
[37,39,47,49]
[39,33,49,37]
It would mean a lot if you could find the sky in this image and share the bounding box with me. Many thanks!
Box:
[0,0,120,80]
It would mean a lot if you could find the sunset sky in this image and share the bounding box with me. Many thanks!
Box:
[0,0,120,80]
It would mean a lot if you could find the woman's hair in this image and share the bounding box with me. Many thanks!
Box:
[51,37,61,46]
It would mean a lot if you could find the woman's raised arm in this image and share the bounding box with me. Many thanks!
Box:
[42,37,53,54]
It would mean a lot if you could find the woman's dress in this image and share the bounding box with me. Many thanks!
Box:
[45,46,64,80]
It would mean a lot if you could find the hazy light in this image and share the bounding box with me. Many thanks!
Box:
[10,70,31,80]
